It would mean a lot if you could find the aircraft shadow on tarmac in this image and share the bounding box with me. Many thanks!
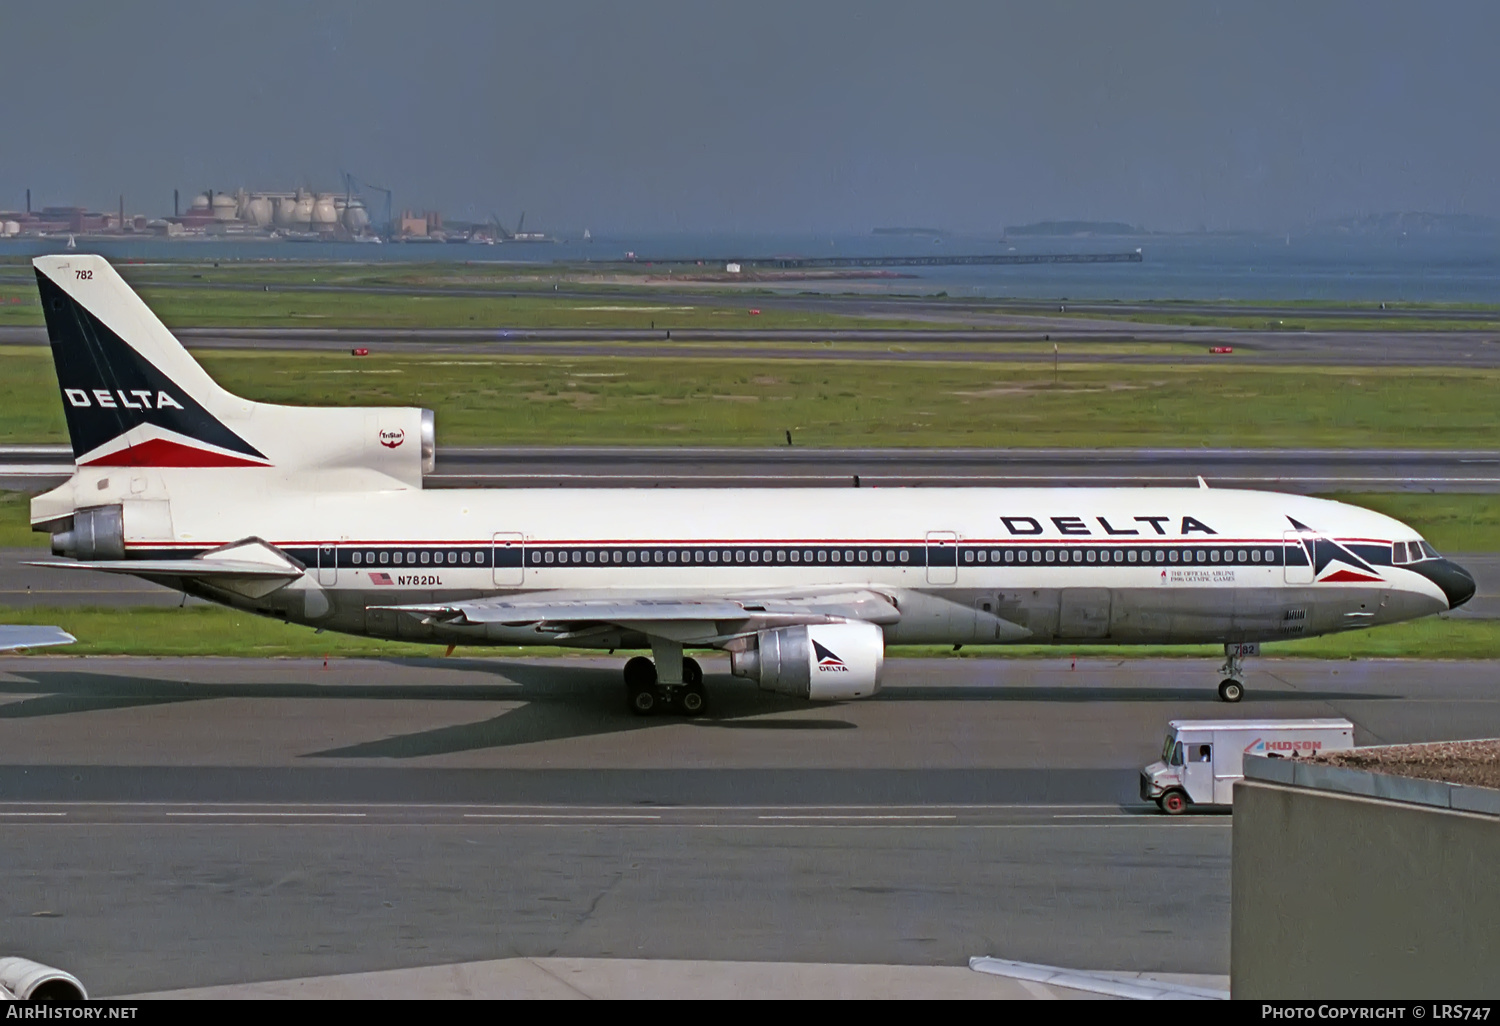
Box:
[0,663,857,759]
[0,660,1396,760]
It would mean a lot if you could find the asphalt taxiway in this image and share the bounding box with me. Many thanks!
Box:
[3,274,1494,325]
[423,446,1500,492]
[6,322,1500,367]
[9,444,1500,493]
[3,653,1498,996]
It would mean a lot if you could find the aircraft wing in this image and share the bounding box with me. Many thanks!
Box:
[373,589,904,643]
[0,625,76,652]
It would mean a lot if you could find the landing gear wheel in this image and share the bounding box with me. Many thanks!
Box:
[1159,789,1188,816]
[683,657,703,686]
[628,683,660,716]
[624,657,659,715]
[1218,679,1244,703]
[623,656,657,688]
[679,682,707,717]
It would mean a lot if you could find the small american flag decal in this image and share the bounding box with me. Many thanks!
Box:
[369,572,393,585]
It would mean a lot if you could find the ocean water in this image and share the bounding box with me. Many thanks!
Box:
[3,231,1499,304]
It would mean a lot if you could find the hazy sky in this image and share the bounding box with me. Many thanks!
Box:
[4,1,1498,233]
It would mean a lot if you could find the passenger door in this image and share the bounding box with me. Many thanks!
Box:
[1284,531,1314,584]
[926,532,957,585]
[492,533,524,586]
[317,545,337,587]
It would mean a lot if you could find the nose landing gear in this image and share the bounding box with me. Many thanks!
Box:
[1217,643,1250,703]
[623,646,707,717]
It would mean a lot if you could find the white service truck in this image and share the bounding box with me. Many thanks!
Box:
[1141,718,1355,814]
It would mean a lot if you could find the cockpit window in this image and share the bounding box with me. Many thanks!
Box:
[1394,540,1438,564]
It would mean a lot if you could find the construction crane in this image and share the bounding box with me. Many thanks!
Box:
[345,172,394,240]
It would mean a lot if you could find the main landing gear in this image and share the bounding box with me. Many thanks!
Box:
[1217,643,1248,703]
[624,637,707,717]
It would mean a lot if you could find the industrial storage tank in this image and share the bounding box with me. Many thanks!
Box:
[1,221,18,237]
[242,195,274,226]
[341,198,370,233]
[274,196,298,226]
[292,190,314,227]
[211,194,238,221]
[312,193,338,228]
[190,193,212,213]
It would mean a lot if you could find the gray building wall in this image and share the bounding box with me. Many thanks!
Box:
[1232,780,1500,999]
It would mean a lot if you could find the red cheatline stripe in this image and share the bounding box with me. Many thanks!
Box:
[79,438,269,468]
[1319,569,1384,583]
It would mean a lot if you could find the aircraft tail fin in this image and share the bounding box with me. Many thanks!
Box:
[34,254,270,467]
[31,254,431,485]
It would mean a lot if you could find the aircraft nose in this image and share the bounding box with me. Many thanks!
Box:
[1414,558,1476,610]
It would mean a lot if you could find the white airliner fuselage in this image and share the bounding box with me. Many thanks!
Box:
[25,255,1475,714]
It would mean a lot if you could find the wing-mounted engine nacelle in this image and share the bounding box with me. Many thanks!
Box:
[729,621,884,700]
[0,957,87,1001]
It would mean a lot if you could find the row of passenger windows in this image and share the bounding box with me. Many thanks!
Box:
[349,549,487,566]
[533,547,913,566]
[965,546,1285,566]
[337,545,1292,567]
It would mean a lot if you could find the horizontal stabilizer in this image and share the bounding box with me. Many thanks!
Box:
[0,625,76,652]
[28,535,306,583]
[25,559,303,580]
[28,537,305,603]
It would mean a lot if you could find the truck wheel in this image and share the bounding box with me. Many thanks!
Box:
[1159,790,1188,815]
[1218,679,1243,703]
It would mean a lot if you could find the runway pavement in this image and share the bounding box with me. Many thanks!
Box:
[8,444,1500,492]
[2,653,1498,995]
[6,322,1500,366]
[3,273,1494,324]
[422,446,1500,492]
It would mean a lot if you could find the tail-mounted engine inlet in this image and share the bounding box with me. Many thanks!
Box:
[51,505,124,560]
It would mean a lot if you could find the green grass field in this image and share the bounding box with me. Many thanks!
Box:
[9,262,1500,332]
[0,491,38,546]
[4,345,1500,450]
[0,605,1492,659]
[0,283,934,331]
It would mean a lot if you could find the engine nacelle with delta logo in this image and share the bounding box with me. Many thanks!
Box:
[729,621,884,700]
